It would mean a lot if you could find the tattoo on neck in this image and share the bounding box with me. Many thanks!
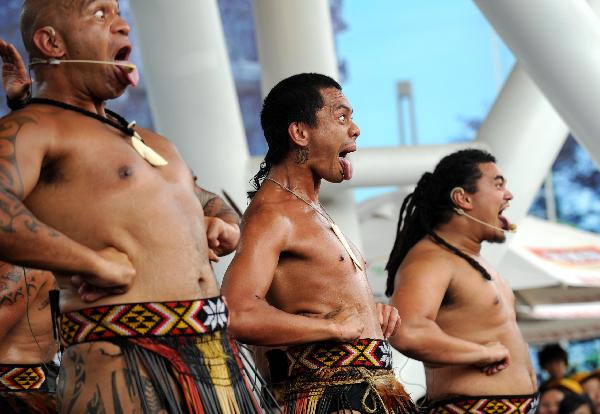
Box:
[294,147,309,165]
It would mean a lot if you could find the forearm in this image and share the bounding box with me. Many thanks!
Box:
[0,190,99,276]
[228,300,339,346]
[391,322,491,366]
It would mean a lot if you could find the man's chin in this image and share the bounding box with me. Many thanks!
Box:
[486,233,506,244]
[321,174,344,184]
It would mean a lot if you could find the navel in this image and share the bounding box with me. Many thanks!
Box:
[118,165,134,179]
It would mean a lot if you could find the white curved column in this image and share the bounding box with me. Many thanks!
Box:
[475,0,600,167]
[477,64,568,266]
[252,0,361,247]
[249,142,491,195]
[129,0,249,211]
[253,0,339,95]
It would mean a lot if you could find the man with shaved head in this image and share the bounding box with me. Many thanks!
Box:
[0,1,266,412]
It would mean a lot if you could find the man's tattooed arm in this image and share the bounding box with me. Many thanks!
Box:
[0,115,63,255]
[194,184,240,225]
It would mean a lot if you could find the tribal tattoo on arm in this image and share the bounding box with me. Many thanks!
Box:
[0,115,59,238]
[194,184,240,225]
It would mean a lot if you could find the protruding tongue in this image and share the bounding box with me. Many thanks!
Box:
[499,215,511,230]
[116,61,139,87]
[339,157,353,180]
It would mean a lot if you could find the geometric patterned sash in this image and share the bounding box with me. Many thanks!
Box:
[427,394,539,414]
[0,365,47,392]
[59,296,228,346]
[286,338,393,377]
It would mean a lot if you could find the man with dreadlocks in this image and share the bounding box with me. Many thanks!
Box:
[222,73,416,414]
[385,149,538,413]
[0,1,269,412]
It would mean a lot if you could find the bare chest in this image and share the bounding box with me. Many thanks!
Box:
[439,265,515,325]
[270,218,372,307]
[26,128,202,236]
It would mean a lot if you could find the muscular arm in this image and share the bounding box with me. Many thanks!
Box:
[194,185,240,225]
[222,208,357,346]
[389,251,507,367]
[195,184,240,256]
[0,114,133,292]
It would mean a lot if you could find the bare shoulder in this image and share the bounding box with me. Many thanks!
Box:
[400,238,456,282]
[242,196,293,233]
[135,126,177,150]
[0,106,57,140]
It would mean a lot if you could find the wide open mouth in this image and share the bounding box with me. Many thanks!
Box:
[498,204,512,230]
[114,45,131,62]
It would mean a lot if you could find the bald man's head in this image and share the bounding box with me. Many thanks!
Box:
[20,0,81,58]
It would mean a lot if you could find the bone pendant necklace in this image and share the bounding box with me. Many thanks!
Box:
[266,177,363,270]
[28,98,168,167]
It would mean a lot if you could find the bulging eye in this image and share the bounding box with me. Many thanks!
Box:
[94,9,106,19]
[338,114,346,122]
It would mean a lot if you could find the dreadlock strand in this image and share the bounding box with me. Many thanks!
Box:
[385,192,431,296]
[429,232,492,281]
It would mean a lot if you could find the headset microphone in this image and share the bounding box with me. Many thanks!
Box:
[29,57,137,73]
[453,207,517,233]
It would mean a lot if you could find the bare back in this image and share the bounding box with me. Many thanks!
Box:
[391,238,536,399]
[0,264,57,364]
[13,104,217,312]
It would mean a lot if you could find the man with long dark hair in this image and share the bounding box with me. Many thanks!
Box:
[386,149,538,413]
[222,73,416,414]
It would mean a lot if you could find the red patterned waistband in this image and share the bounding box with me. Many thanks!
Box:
[286,338,393,377]
[0,364,48,392]
[427,394,540,414]
[59,296,228,346]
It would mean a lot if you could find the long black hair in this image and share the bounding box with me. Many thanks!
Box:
[385,148,496,296]
[249,73,342,198]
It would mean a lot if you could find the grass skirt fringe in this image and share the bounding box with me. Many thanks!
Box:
[284,367,416,414]
[116,330,267,414]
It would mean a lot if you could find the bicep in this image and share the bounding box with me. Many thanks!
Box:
[0,114,46,199]
[194,185,240,222]
[222,213,288,301]
[391,258,452,322]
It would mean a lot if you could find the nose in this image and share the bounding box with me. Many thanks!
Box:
[350,120,360,140]
[505,189,513,200]
[112,15,131,36]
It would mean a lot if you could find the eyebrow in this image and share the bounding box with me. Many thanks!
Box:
[335,104,353,114]
[83,0,118,9]
[494,175,505,183]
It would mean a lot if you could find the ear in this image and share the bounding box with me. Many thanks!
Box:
[450,187,473,212]
[287,121,309,149]
[32,26,65,59]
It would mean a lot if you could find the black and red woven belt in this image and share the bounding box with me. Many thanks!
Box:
[59,296,228,346]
